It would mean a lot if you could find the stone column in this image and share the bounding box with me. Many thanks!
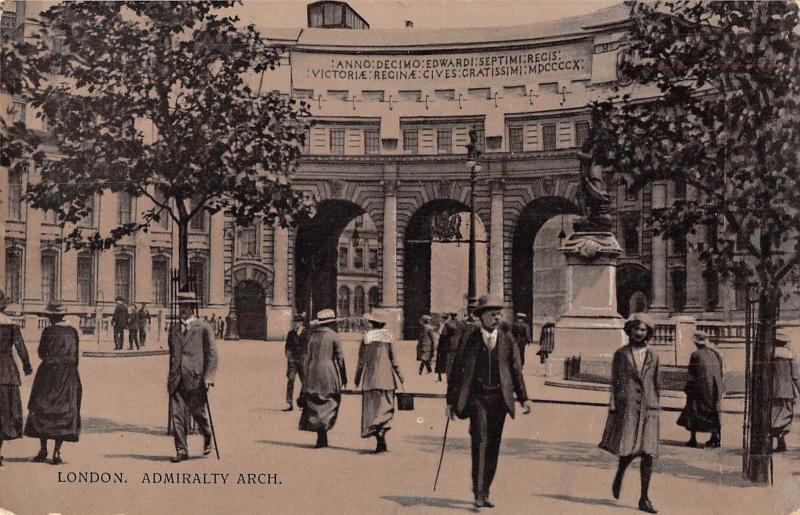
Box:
[489,178,505,299]
[374,173,402,339]
[61,234,78,303]
[266,224,292,340]
[23,168,42,305]
[97,192,117,305]
[0,165,8,285]
[649,183,669,316]
[684,185,705,312]
[134,229,153,305]
[208,211,225,307]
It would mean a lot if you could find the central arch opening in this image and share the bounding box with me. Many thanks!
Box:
[403,199,487,339]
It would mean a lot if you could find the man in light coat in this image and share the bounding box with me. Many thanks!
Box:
[446,294,534,509]
[771,330,800,452]
[167,292,218,462]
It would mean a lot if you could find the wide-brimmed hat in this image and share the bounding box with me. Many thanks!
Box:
[692,330,710,346]
[363,312,386,326]
[176,292,198,305]
[311,309,337,326]
[624,312,655,337]
[420,314,432,324]
[43,301,67,315]
[0,290,10,310]
[473,294,505,316]
[516,312,528,319]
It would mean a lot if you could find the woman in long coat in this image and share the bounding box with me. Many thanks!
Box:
[677,331,724,448]
[0,290,32,466]
[770,330,800,452]
[599,312,659,514]
[299,309,347,449]
[354,313,404,452]
[416,315,434,375]
[24,302,82,465]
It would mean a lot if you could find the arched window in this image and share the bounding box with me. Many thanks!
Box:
[77,251,94,305]
[115,254,132,304]
[152,256,170,307]
[354,286,365,317]
[41,250,59,303]
[189,256,208,307]
[368,286,380,312]
[337,286,350,318]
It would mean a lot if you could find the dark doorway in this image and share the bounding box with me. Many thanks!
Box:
[295,200,364,320]
[511,197,578,319]
[235,280,266,339]
[616,263,651,318]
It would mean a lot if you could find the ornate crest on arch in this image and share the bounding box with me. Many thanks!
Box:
[329,179,347,200]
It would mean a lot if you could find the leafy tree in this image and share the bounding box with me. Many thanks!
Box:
[587,0,800,484]
[17,1,311,287]
[1,33,42,168]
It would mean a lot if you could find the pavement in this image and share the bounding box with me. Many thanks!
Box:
[1,339,798,515]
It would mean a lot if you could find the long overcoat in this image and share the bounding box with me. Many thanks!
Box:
[677,346,724,432]
[599,345,660,457]
[355,328,403,391]
[416,324,435,362]
[167,318,218,394]
[301,326,347,397]
[0,315,31,440]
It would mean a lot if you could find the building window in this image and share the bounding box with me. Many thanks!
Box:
[437,128,452,154]
[361,90,384,102]
[671,269,686,312]
[509,127,523,153]
[324,4,342,25]
[364,129,380,155]
[154,187,170,230]
[118,191,132,225]
[434,89,455,101]
[77,252,94,305]
[8,168,23,221]
[368,287,380,311]
[575,121,590,148]
[327,90,348,101]
[403,129,418,155]
[41,251,58,304]
[43,209,57,224]
[672,232,687,255]
[330,128,345,155]
[539,82,559,94]
[467,88,491,99]
[10,100,26,124]
[542,124,557,151]
[704,269,719,311]
[674,177,686,198]
[622,216,639,255]
[471,126,486,152]
[368,248,378,270]
[189,257,207,307]
[115,255,132,304]
[625,180,638,202]
[354,247,364,269]
[4,248,22,303]
[503,85,526,97]
[292,88,314,99]
[338,246,349,269]
[337,286,351,318]
[238,225,259,258]
[354,286,365,317]
[152,257,169,307]
[399,90,422,102]
[77,195,94,228]
[735,279,749,310]
[189,198,206,231]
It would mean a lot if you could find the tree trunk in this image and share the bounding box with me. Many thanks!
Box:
[746,286,779,484]
[177,219,190,292]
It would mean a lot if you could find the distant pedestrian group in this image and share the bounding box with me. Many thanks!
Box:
[111,297,150,350]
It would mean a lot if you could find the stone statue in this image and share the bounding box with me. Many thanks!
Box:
[575,151,613,232]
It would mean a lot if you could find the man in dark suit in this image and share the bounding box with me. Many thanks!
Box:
[111,297,128,350]
[168,292,218,462]
[137,302,151,348]
[446,294,534,509]
[511,313,532,368]
[282,313,309,411]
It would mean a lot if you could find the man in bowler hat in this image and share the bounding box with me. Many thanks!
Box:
[167,292,218,462]
[283,313,309,411]
[446,294,534,508]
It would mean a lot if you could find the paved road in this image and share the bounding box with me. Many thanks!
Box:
[1,340,797,515]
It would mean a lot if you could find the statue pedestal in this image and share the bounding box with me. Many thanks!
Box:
[266,306,293,341]
[554,232,626,360]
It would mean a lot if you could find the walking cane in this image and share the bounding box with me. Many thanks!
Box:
[433,416,450,491]
[205,388,221,460]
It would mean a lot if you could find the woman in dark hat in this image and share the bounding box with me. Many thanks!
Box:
[355,312,404,452]
[416,314,435,375]
[24,301,82,465]
[0,290,32,466]
[677,331,724,448]
[299,309,347,448]
[599,312,660,514]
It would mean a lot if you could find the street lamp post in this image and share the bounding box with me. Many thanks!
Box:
[466,128,482,314]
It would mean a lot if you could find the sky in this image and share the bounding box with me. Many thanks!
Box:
[235,0,622,29]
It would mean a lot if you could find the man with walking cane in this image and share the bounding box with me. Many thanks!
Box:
[444,294,534,509]
[168,292,219,462]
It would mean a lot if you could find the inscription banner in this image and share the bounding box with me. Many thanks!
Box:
[292,41,593,88]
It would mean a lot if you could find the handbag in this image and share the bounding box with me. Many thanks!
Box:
[396,376,414,411]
